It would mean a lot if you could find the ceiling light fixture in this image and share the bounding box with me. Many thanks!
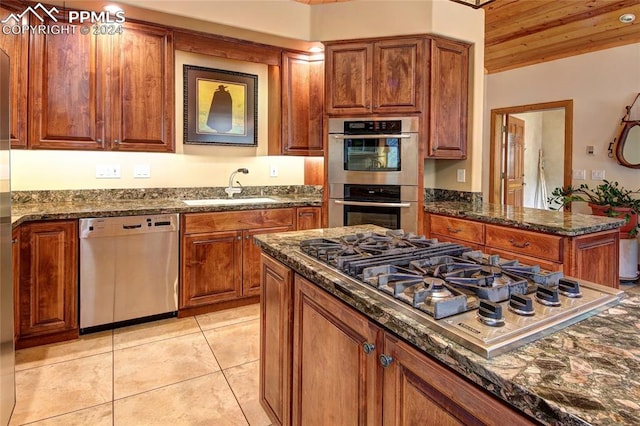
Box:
[619,13,636,24]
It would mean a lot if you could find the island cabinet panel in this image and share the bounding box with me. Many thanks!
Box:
[425,213,619,288]
[15,220,78,349]
[0,2,28,149]
[28,17,173,152]
[259,254,538,426]
[180,209,295,314]
[325,37,425,115]
[566,230,619,288]
[382,334,538,426]
[260,253,293,426]
[292,275,382,426]
[427,38,469,159]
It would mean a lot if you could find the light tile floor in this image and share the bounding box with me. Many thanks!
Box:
[10,304,271,426]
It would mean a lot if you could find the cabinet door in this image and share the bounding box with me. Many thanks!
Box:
[281,52,324,156]
[293,275,382,426]
[17,221,78,347]
[260,254,293,426]
[427,38,469,159]
[242,226,294,297]
[382,334,536,426]
[181,230,242,308]
[0,2,28,148]
[110,22,174,152]
[12,227,20,341]
[28,14,106,150]
[372,38,424,113]
[325,42,372,115]
[568,229,619,288]
[295,207,322,230]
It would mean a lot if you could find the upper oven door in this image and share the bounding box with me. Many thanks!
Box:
[328,132,419,185]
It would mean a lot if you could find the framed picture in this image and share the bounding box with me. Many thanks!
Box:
[183,65,258,146]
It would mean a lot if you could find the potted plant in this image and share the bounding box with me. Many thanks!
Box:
[548,180,640,239]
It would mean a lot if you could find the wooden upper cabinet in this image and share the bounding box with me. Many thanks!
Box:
[372,38,424,114]
[325,42,371,115]
[279,51,324,156]
[0,2,29,149]
[325,37,424,115]
[110,22,174,152]
[28,19,174,152]
[427,37,469,159]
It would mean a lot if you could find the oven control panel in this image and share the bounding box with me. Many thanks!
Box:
[344,120,401,134]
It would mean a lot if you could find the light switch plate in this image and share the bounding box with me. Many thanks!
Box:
[96,164,121,179]
[572,169,586,180]
[591,169,605,180]
[270,164,278,177]
[456,169,466,183]
[134,164,151,178]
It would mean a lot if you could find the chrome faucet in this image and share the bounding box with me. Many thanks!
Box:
[224,168,249,198]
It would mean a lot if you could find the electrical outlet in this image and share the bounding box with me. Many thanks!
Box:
[133,164,151,178]
[456,169,466,183]
[270,164,278,177]
[591,169,605,180]
[572,169,586,180]
[96,164,121,179]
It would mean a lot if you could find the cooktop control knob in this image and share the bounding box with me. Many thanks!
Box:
[477,300,505,327]
[535,286,561,307]
[558,278,582,298]
[508,293,535,316]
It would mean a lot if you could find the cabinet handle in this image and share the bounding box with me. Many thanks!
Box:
[509,239,530,249]
[11,238,17,244]
[362,342,376,355]
[366,104,371,109]
[299,212,314,217]
[114,139,119,145]
[379,354,393,368]
[446,227,462,234]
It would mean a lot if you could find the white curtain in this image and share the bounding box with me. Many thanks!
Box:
[533,149,549,210]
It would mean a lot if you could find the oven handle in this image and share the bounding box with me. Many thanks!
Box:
[334,200,412,208]
[332,134,413,140]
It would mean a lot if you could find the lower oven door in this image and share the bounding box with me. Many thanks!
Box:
[328,199,418,233]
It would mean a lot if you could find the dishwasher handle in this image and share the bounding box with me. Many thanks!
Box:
[123,224,142,230]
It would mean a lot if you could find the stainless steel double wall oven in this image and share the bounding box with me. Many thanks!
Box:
[328,117,420,233]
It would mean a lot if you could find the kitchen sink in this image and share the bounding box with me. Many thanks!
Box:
[182,197,277,206]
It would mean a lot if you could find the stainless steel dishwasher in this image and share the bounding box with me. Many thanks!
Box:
[79,214,179,333]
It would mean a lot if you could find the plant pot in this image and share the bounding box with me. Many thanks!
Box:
[589,203,639,239]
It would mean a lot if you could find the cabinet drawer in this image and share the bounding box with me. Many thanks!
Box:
[485,224,562,262]
[183,208,295,234]
[484,247,563,273]
[430,233,483,251]
[429,215,484,245]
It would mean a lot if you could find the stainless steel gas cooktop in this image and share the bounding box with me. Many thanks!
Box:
[299,230,624,358]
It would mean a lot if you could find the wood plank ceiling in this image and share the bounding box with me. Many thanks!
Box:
[291,0,640,74]
[483,0,640,74]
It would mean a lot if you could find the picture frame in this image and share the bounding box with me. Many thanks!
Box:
[183,65,258,146]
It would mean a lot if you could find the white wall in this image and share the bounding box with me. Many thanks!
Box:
[485,42,640,214]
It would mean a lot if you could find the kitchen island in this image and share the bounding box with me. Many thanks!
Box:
[254,225,640,426]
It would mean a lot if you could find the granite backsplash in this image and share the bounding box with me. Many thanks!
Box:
[11,185,324,204]
[424,188,483,204]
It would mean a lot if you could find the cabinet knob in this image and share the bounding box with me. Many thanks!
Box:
[245,235,250,239]
[379,354,393,368]
[114,139,119,145]
[237,236,242,240]
[96,138,102,143]
[362,342,376,355]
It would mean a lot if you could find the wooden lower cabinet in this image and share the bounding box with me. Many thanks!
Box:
[15,220,78,349]
[180,209,294,313]
[260,253,293,426]
[295,207,322,231]
[260,254,536,426]
[426,213,620,288]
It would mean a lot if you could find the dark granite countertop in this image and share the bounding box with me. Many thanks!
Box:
[424,202,624,237]
[11,194,322,227]
[253,225,640,426]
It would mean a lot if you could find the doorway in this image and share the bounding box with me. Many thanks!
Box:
[489,100,573,209]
